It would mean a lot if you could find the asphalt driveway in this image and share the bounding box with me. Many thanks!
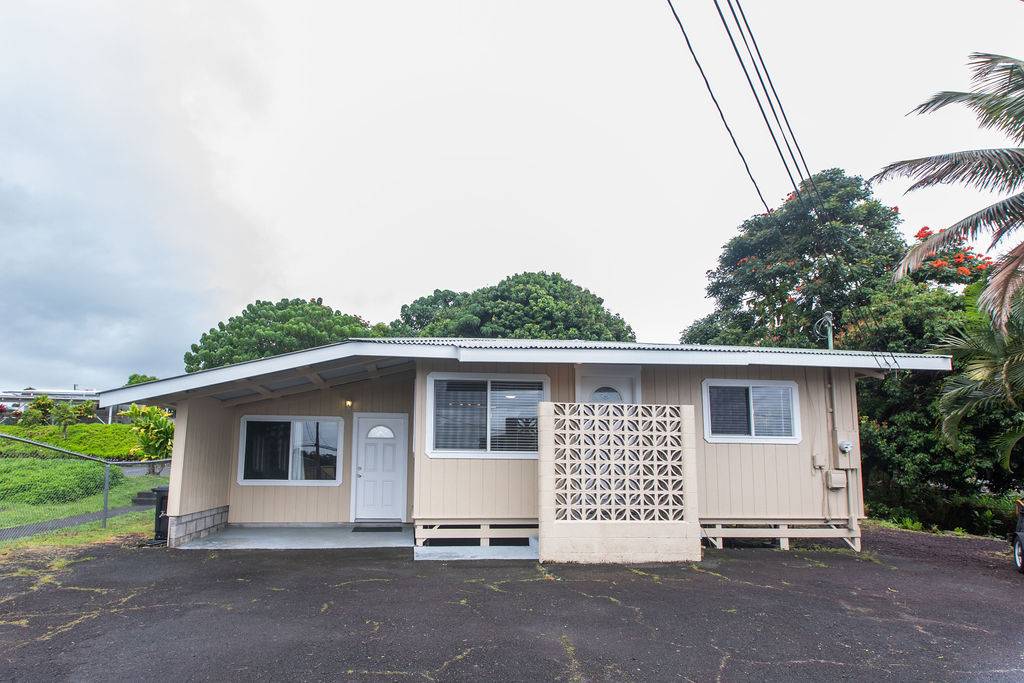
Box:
[1,526,1021,682]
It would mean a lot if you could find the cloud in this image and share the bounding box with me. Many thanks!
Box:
[3,1,1021,391]
[0,1,269,389]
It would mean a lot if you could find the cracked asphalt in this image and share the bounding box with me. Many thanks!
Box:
[0,525,1021,682]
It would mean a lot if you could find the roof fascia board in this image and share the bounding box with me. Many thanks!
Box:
[99,341,951,407]
[98,342,456,407]
[455,347,951,371]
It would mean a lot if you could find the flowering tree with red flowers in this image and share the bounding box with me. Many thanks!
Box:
[907,225,992,286]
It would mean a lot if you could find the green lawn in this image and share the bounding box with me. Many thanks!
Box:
[0,473,168,529]
[0,423,140,459]
[0,511,153,551]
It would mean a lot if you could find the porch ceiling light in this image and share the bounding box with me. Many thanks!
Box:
[344,400,353,408]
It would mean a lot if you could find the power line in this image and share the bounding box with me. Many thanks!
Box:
[664,0,771,213]
[723,0,804,191]
[732,0,828,217]
[711,0,803,201]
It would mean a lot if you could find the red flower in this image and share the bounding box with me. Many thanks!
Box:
[930,259,949,268]
[915,226,933,239]
[976,262,990,271]
[957,266,972,276]
[953,253,965,263]
[787,296,796,303]
[786,192,797,202]
[891,206,899,214]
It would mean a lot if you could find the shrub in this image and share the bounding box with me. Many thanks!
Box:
[0,458,125,505]
[0,424,141,460]
[118,404,174,460]
[868,491,1019,537]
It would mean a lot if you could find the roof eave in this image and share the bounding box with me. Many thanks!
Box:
[98,339,952,408]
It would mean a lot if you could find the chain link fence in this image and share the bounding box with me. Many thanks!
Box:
[0,434,170,543]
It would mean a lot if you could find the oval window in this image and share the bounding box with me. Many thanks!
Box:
[366,425,395,439]
[590,386,623,403]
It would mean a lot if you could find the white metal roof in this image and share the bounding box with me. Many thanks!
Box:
[97,337,951,407]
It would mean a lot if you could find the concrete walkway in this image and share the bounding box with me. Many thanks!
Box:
[179,524,415,550]
[0,505,149,540]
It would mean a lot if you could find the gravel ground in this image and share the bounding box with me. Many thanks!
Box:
[0,524,1020,682]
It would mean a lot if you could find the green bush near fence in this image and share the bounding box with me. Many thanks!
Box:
[0,458,126,505]
[0,424,140,460]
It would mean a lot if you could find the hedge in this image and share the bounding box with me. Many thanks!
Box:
[0,458,126,504]
[0,424,142,460]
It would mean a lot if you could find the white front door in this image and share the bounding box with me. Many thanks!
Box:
[353,414,408,521]
[576,365,641,404]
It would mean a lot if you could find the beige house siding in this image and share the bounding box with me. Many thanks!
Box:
[412,361,861,526]
[167,397,234,517]
[412,359,575,521]
[225,371,415,524]
[169,358,862,531]
[642,364,861,523]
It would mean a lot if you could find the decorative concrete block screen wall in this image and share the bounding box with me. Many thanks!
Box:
[538,403,702,563]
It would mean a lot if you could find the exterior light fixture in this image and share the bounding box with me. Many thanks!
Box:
[344,400,353,408]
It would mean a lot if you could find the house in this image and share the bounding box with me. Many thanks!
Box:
[0,387,129,424]
[97,338,949,562]
[0,387,99,413]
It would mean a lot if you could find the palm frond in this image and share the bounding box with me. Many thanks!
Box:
[979,242,1024,330]
[993,428,1024,469]
[968,53,1024,98]
[870,148,1024,194]
[913,90,1024,144]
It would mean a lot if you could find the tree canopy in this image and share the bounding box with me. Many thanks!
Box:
[682,169,906,347]
[183,298,382,372]
[394,272,635,341]
[126,373,158,386]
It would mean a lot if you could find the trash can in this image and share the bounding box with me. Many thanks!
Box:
[152,486,169,541]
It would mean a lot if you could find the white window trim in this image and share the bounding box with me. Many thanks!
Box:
[701,378,801,445]
[426,372,550,459]
[237,414,345,486]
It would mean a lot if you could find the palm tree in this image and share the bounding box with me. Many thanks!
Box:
[873,53,1024,329]
[936,300,1024,468]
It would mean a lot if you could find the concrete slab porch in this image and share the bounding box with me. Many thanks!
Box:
[178,524,415,550]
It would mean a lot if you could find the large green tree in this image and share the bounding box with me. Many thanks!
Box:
[395,272,635,341]
[682,169,906,347]
[184,298,384,372]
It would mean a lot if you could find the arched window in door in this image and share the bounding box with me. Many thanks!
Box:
[366,425,395,439]
[590,386,623,403]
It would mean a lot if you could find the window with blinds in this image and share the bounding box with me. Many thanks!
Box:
[489,381,543,452]
[431,376,546,455]
[752,386,793,437]
[708,386,751,435]
[703,380,798,442]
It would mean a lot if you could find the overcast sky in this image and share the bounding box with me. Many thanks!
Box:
[2,1,1021,390]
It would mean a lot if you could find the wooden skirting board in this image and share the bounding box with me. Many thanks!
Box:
[414,518,539,547]
[701,522,861,551]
